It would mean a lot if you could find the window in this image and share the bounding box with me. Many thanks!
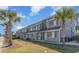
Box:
[37,25,40,30]
[38,33,41,40]
[48,20,53,26]
[54,20,57,26]
[33,26,37,30]
[30,33,33,37]
[47,20,57,28]
[52,32,55,38]
[47,32,55,38]
[47,32,52,38]
[30,27,32,31]
[23,29,27,32]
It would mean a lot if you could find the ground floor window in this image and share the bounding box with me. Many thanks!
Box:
[38,33,41,40]
[31,33,33,37]
[30,33,34,39]
[47,32,55,38]
[33,33,36,40]
[41,32,44,40]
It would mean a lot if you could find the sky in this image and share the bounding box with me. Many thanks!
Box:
[0,6,79,34]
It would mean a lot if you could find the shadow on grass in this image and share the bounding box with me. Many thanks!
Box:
[23,40,79,53]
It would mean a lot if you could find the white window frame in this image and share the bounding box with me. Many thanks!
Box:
[47,32,55,38]
[46,19,57,28]
[38,33,41,40]
[52,32,55,38]
[54,20,57,26]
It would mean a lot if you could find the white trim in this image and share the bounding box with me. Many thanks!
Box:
[44,28,61,32]
[46,19,54,22]
[52,32,55,38]
[58,30,61,44]
[45,32,47,40]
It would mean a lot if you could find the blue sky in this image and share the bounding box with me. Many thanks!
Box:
[0,6,79,34]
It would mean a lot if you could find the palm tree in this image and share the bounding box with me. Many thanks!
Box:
[54,7,76,45]
[75,13,79,32]
[67,8,76,40]
[0,10,21,47]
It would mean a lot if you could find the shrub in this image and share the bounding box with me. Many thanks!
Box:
[12,35,20,39]
[12,35,16,39]
[26,38,31,40]
[16,36,20,39]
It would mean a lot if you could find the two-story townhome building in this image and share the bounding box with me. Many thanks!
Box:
[16,16,76,44]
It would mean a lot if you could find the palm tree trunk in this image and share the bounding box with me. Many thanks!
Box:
[7,24,12,46]
[3,23,12,47]
[61,20,65,45]
[71,19,73,40]
[76,17,78,32]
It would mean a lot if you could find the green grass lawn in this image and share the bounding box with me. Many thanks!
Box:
[1,39,58,53]
[1,39,79,53]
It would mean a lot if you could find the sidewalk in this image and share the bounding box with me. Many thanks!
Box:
[0,37,4,52]
[65,40,79,46]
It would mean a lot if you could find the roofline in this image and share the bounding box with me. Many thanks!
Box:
[17,15,54,31]
[20,26,61,33]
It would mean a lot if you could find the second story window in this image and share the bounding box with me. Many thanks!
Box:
[37,24,40,30]
[32,26,37,31]
[46,20,57,28]
[29,27,32,31]
[23,29,27,32]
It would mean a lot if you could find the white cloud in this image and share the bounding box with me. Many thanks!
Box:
[16,26,23,30]
[0,6,8,10]
[29,6,46,16]
[17,13,26,18]
[50,6,63,16]
[51,6,63,11]
[50,6,73,16]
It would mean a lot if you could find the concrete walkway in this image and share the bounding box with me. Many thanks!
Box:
[0,37,4,52]
[65,40,79,46]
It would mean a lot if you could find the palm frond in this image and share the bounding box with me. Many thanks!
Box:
[8,10,17,20]
[0,10,7,17]
[13,17,21,23]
